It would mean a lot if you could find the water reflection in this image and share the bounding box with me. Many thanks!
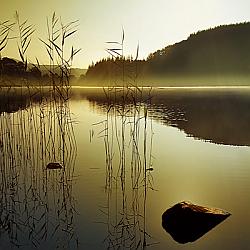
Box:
[1,86,250,249]
[4,87,250,147]
[0,87,78,249]
[0,87,52,114]
[150,89,250,146]
[92,87,155,249]
[73,87,250,146]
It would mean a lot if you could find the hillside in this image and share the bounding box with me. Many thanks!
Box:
[147,22,250,75]
[83,22,250,86]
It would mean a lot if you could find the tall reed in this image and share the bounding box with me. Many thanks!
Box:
[0,12,79,249]
[94,32,155,249]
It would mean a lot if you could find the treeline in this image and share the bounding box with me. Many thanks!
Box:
[0,57,79,86]
[0,57,42,79]
[82,57,147,84]
[82,22,250,85]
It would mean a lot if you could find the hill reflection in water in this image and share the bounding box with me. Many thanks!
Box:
[2,87,250,146]
[72,87,250,147]
[150,88,250,146]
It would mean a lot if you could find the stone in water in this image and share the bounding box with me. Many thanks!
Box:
[162,201,231,244]
[46,162,63,170]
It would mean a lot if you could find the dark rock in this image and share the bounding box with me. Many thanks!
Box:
[46,162,63,170]
[162,201,231,244]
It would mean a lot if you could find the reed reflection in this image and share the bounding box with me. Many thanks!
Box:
[0,87,78,249]
[93,87,155,249]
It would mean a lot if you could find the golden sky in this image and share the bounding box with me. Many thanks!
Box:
[1,0,250,68]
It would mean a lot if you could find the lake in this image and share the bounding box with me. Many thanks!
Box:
[0,87,250,249]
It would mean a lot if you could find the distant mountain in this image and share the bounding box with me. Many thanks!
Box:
[36,65,87,77]
[83,22,250,86]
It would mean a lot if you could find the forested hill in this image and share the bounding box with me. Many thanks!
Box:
[84,22,250,86]
[147,22,250,74]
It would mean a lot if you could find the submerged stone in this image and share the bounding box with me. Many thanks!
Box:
[46,162,63,170]
[162,201,231,244]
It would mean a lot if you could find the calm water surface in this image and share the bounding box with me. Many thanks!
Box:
[0,87,250,249]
